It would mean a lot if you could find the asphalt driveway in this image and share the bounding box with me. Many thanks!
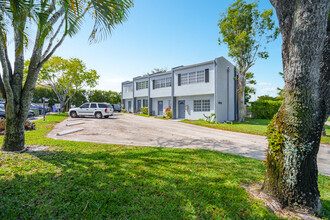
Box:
[47,113,330,176]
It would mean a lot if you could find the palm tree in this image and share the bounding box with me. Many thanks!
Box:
[0,0,133,151]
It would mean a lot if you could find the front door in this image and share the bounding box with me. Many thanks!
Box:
[137,100,142,112]
[128,101,132,112]
[158,101,163,116]
[178,100,185,119]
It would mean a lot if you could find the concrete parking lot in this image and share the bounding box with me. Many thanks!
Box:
[47,113,330,176]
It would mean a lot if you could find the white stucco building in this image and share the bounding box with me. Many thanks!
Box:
[121,56,238,123]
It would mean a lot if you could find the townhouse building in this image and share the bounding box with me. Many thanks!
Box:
[121,56,238,123]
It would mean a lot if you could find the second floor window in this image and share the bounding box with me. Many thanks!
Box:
[153,77,172,89]
[124,85,133,93]
[178,69,209,86]
[136,81,148,90]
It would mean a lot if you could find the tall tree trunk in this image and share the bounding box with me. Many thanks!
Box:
[237,76,245,122]
[263,0,329,213]
[1,117,25,151]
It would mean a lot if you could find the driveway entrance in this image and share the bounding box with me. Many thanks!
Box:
[47,113,330,176]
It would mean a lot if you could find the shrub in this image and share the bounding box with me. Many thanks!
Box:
[140,107,148,115]
[250,100,282,119]
[0,119,36,135]
[165,110,172,119]
[165,106,172,119]
[24,120,36,131]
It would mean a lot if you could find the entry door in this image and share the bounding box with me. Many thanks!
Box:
[128,101,132,112]
[137,100,142,112]
[178,100,185,119]
[158,101,163,116]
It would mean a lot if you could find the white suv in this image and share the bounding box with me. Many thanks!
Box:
[69,102,114,119]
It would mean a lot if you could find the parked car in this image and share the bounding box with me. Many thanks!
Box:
[0,104,35,119]
[0,109,5,119]
[30,103,50,114]
[112,104,122,112]
[68,102,114,119]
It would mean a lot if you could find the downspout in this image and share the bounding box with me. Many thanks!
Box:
[171,68,175,119]
[214,59,218,122]
[227,66,229,121]
[121,83,124,109]
[132,79,135,113]
[148,74,151,115]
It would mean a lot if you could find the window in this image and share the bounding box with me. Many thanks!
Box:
[194,100,210,112]
[181,73,188,85]
[179,69,207,86]
[98,104,107,108]
[90,103,97,108]
[80,103,89,108]
[154,77,172,89]
[197,70,205,83]
[202,100,210,111]
[166,78,171,87]
[136,81,148,90]
[193,100,201,112]
[124,85,132,93]
[143,99,148,107]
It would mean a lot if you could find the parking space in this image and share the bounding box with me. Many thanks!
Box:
[47,113,330,176]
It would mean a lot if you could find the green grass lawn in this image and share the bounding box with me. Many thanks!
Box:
[0,115,329,219]
[134,113,153,117]
[182,119,330,145]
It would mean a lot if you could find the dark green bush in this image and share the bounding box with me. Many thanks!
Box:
[250,100,282,119]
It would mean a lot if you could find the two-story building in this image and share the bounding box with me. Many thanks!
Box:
[121,56,238,123]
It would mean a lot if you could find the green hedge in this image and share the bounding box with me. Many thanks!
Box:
[250,100,282,119]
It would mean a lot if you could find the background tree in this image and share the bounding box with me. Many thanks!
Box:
[70,89,88,107]
[88,90,121,104]
[39,57,99,112]
[0,0,132,151]
[32,87,59,108]
[244,72,256,104]
[148,68,168,74]
[262,0,329,213]
[276,72,284,100]
[218,0,279,122]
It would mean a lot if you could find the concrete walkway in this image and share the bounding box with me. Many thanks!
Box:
[47,113,330,176]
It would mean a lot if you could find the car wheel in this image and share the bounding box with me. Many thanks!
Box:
[0,116,5,120]
[70,111,77,118]
[95,112,102,119]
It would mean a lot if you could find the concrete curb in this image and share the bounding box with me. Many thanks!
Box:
[57,128,84,136]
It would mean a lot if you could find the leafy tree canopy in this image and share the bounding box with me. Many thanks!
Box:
[36,56,100,111]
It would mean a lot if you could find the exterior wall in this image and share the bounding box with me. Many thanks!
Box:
[176,94,215,120]
[174,63,215,97]
[122,83,133,99]
[121,56,237,121]
[124,99,133,112]
[215,57,236,122]
[134,77,149,97]
[136,96,148,112]
[151,97,171,116]
[150,73,172,98]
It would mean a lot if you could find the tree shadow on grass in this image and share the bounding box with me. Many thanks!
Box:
[0,147,325,219]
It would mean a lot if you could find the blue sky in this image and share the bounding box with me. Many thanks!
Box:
[53,0,283,100]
